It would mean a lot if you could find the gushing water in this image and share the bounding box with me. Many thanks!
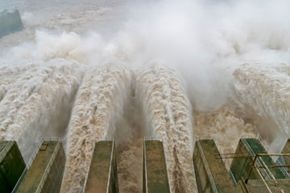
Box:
[233,64,290,153]
[136,64,195,193]
[61,64,132,193]
[1,0,290,192]
[0,59,81,164]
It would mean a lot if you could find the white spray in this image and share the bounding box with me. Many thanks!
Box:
[0,59,81,164]
[61,64,132,193]
[136,64,195,193]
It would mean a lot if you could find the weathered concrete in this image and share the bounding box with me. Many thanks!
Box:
[14,141,65,193]
[193,139,240,193]
[0,141,26,193]
[84,141,118,193]
[280,140,290,169]
[143,140,170,193]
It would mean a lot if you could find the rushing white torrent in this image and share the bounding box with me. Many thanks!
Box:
[136,65,195,193]
[61,64,132,193]
[233,63,290,153]
[0,59,81,164]
[0,63,38,101]
[2,0,290,191]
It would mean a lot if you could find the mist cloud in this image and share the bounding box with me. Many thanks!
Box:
[3,0,290,110]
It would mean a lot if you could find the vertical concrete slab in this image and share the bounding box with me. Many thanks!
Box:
[281,139,290,165]
[84,141,118,193]
[277,139,290,177]
[0,141,26,193]
[13,141,65,193]
[193,140,239,193]
[143,140,170,193]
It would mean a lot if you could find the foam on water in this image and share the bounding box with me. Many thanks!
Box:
[61,63,132,193]
[0,59,81,164]
[0,63,37,101]
[136,64,195,193]
[233,64,290,153]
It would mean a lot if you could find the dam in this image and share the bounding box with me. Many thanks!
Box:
[2,138,290,192]
[1,0,290,192]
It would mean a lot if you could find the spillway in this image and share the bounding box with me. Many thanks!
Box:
[1,0,290,192]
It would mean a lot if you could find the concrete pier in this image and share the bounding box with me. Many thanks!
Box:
[13,141,65,193]
[0,141,26,193]
[143,140,170,193]
[84,141,118,193]
[193,139,239,193]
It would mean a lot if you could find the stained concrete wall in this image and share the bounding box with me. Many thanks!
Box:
[0,141,26,193]
[13,141,65,193]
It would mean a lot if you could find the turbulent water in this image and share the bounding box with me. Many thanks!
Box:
[233,64,290,153]
[0,59,81,164]
[61,64,131,193]
[1,0,290,192]
[136,65,195,193]
[194,105,257,167]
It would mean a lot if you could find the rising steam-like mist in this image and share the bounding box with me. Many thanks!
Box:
[1,0,290,192]
[2,0,290,109]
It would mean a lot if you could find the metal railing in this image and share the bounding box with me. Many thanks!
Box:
[217,153,290,193]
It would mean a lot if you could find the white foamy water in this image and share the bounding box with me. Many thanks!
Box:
[0,59,81,164]
[233,64,290,153]
[136,65,195,193]
[0,63,37,100]
[61,64,132,193]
